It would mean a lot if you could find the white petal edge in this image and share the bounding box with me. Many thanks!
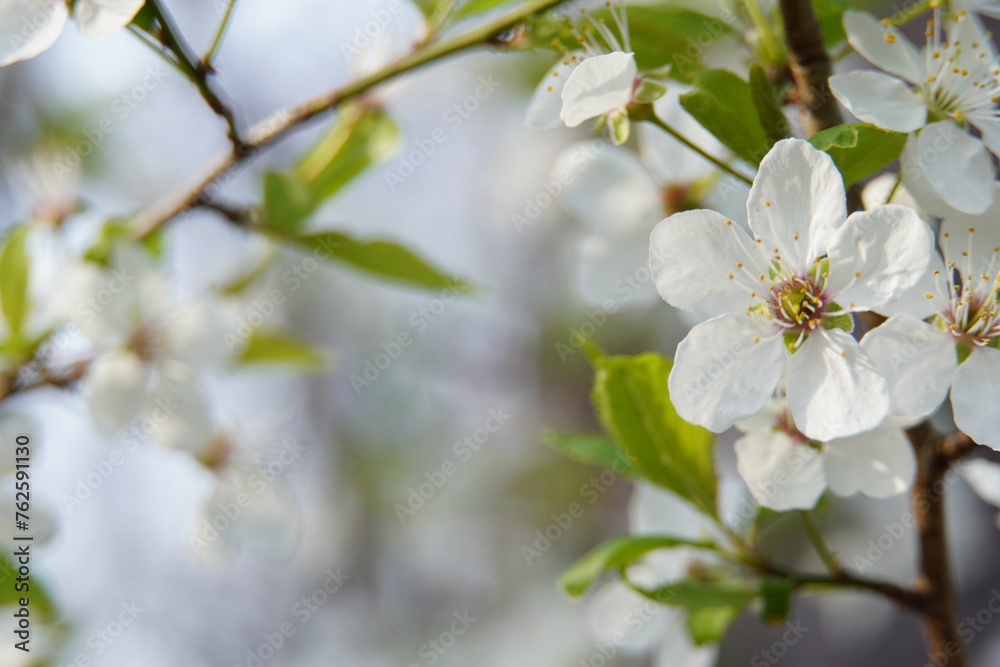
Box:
[735,430,826,510]
[560,51,637,128]
[951,346,1000,451]
[0,0,67,66]
[829,71,926,133]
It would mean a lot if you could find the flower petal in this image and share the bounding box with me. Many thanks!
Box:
[960,458,1000,508]
[86,352,147,435]
[143,378,215,453]
[901,121,994,216]
[650,209,770,317]
[951,346,1000,450]
[823,421,916,498]
[0,0,67,67]
[668,314,786,433]
[525,54,582,129]
[735,429,826,510]
[574,230,659,309]
[74,0,145,38]
[826,204,934,311]
[828,71,926,132]
[861,313,957,417]
[560,51,637,127]
[553,143,662,235]
[586,581,669,654]
[940,195,1000,278]
[654,617,720,667]
[842,10,925,85]
[746,138,847,272]
[786,329,889,440]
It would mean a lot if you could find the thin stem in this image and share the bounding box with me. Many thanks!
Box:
[641,110,754,186]
[204,0,238,65]
[126,24,183,69]
[886,171,903,206]
[145,0,243,148]
[798,511,841,576]
[132,0,571,239]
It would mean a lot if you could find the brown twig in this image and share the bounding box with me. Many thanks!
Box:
[906,420,976,666]
[778,0,843,137]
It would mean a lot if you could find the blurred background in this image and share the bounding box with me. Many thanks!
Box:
[3,0,1000,665]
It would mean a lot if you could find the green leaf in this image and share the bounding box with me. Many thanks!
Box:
[452,0,511,21]
[0,226,31,337]
[261,171,314,233]
[544,432,638,477]
[636,579,759,611]
[680,69,772,165]
[808,123,907,187]
[560,535,718,597]
[284,232,468,291]
[591,353,717,517]
[688,605,744,645]
[412,0,456,28]
[0,554,56,622]
[238,330,328,371]
[812,0,852,46]
[760,578,795,624]
[260,106,400,233]
[749,64,791,145]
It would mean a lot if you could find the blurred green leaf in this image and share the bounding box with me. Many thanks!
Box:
[808,123,907,187]
[285,231,468,291]
[636,578,758,611]
[688,605,744,645]
[680,69,771,166]
[412,0,456,28]
[260,105,399,233]
[561,535,718,597]
[749,64,790,145]
[238,329,328,371]
[812,0,852,46]
[0,226,31,337]
[452,0,512,21]
[0,554,56,622]
[760,578,795,624]
[591,353,717,517]
[544,432,638,477]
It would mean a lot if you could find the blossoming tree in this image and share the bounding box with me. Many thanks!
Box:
[1,0,1000,665]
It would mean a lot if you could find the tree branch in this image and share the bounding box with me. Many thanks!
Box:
[132,0,569,240]
[906,420,975,667]
[778,0,843,136]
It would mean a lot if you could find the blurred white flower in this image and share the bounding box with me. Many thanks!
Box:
[59,246,235,451]
[734,397,916,511]
[0,0,145,67]
[829,9,1000,215]
[960,458,1000,528]
[651,138,933,440]
[553,87,749,309]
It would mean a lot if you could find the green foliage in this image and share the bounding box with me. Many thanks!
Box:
[0,554,56,622]
[808,123,907,187]
[812,0,852,46]
[238,329,328,371]
[452,0,512,21]
[0,226,31,338]
[760,578,795,624]
[412,0,456,28]
[590,352,717,517]
[283,232,468,291]
[544,432,638,477]
[749,64,791,145]
[560,535,718,597]
[260,105,400,233]
[680,69,774,166]
[688,605,744,645]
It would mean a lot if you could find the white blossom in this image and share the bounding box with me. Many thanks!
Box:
[0,0,145,67]
[862,210,1000,449]
[651,138,933,440]
[829,8,1000,215]
[734,397,916,511]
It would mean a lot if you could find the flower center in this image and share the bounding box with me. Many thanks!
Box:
[922,9,1000,123]
[770,274,827,331]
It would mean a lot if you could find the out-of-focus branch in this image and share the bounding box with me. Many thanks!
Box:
[906,421,976,667]
[779,0,842,136]
[132,0,569,240]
